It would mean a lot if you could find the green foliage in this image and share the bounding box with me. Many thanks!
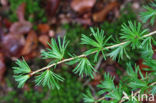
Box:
[83,62,156,103]
[143,59,156,75]
[108,21,148,61]
[83,90,95,103]
[128,79,148,91]
[81,28,111,61]
[151,86,156,95]
[108,21,153,62]
[41,36,69,62]
[98,73,115,94]
[12,20,156,102]
[141,36,154,58]
[9,0,47,22]
[35,69,64,89]
[123,63,149,93]
[97,73,122,103]
[13,58,31,88]
[11,2,156,103]
[83,73,123,103]
[126,63,139,80]
[100,7,137,62]
[120,21,149,49]
[13,58,31,74]
[14,75,30,88]
[140,1,156,25]
[67,57,96,78]
[108,43,130,61]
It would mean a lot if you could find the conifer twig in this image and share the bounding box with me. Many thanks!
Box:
[30,30,156,76]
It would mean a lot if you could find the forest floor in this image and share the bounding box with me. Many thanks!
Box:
[0,0,155,103]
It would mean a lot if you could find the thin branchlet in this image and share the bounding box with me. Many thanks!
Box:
[30,30,156,76]
[13,28,156,102]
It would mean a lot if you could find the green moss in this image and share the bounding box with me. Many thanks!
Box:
[9,0,47,23]
[63,24,90,54]
[1,70,83,103]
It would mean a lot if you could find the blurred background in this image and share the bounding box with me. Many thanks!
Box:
[0,0,155,103]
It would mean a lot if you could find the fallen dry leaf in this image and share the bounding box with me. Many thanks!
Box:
[0,52,6,82]
[21,30,38,55]
[9,21,32,35]
[93,1,118,22]
[16,2,26,22]
[1,34,25,57]
[9,3,32,35]
[45,0,60,17]
[71,0,96,14]
[38,24,50,33]
[39,35,50,47]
